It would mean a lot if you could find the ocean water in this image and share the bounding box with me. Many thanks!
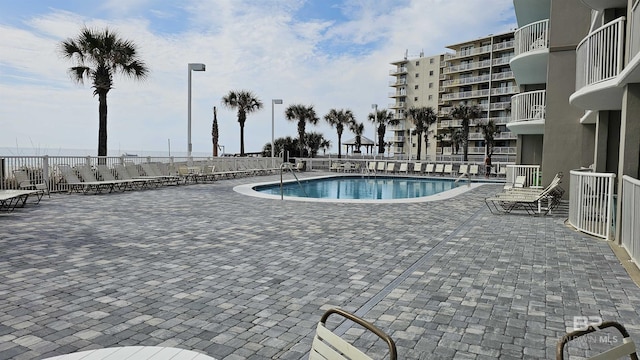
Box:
[0,147,212,158]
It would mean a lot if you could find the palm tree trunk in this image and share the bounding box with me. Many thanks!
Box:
[337,135,342,159]
[416,131,422,160]
[240,122,245,156]
[98,92,108,160]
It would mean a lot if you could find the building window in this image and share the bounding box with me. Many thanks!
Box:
[428,82,433,88]
[415,73,419,78]
[414,97,418,101]
[416,61,420,66]
[430,58,434,64]
[415,85,419,89]
[428,95,433,100]
[429,70,434,76]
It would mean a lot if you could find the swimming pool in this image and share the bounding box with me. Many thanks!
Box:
[234,175,482,203]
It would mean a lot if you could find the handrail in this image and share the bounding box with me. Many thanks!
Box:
[279,163,307,200]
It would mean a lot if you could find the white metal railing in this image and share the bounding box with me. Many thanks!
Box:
[389,67,407,75]
[443,60,492,73]
[389,79,407,86]
[568,169,616,239]
[514,19,549,57]
[491,86,519,95]
[0,155,280,193]
[511,90,546,123]
[621,175,640,265]
[631,1,640,61]
[505,165,542,188]
[388,91,406,97]
[575,17,626,90]
[442,74,491,87]
[492,56,514,66]
[493,40,514,51]
[451,45,493,58]
[489,116,511,125]
[492,71,514,80]
[441,89,491,100]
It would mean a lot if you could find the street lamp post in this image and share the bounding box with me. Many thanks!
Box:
[187,63,206,161]
[371,104,378,159]
[272,99,283,167]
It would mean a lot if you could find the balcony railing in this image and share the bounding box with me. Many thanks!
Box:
[493,40,514,51]
[630,1,640,61]
[575,17,625,90]
[388,91,406,97]
[492,71,514,80]
[443,60,492,74]
[389,79,407,86]
[491,86,519,96]
[569,169,616,240]
[451,45,493,59]
[621,175,640,265]
[492,56,514,66]
[389,67,407,75]
[514,19,549,57]
[442,74,490,87]
[511,90,546,123]
[389,102,405,109]
[441,89,491,101]
[438,119,463,128]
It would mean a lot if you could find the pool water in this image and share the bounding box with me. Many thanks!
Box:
[254,176,459,200]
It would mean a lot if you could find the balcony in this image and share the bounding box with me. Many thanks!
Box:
[389,102,405,109]
[490,86,520,96]
[508,90,545,135]
[442,74,490,87]
[510,19,549,85]
[389,79,407,87]
[513,0,550,28]
[450,45,492,59]
[441,89,491,101]
[443,60,492,74]
[438,119,462,129]
[492,71,514,81]
[389,67,408,75]
[580,0,627,11]
[388,91,406,98]
[570,17,625,110]
[493,40,515,51]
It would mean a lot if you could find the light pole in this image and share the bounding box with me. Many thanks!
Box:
[371,104,378,159]
[188,63,206,161]
[272,99,283,167]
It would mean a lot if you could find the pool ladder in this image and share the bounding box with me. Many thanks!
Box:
[280,163,308,200]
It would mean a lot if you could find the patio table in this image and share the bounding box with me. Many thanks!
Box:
[41,346,217,360]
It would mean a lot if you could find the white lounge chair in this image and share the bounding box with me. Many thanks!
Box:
[398,163,408,174]
[386,162,395,173]
[413,163,423,175]
[310,308,397,360]
[458,164,468,176]
[0,190,42,211]
[424,163,435,175]
[13,169,49,198]
[443,164,453,176]
[469,164,479,177]
[368,162,376,173]
[434,164,444,175]
[377,162,386,173]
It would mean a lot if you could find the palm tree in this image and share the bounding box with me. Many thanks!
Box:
[320,139,332,156]
[60,27,148,157]
[406,106,437,160]
[285,104,319,157]
[480,119,501,157]
[325,109,356,158]
[367,109,397,154]
[304,132,329,158]
[222,90,263,156]
[349,121,365,153]
[262,136,297,158]
[450,104,483,161]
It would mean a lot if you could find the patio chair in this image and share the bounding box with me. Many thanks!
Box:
[469,165,479,177]
[77,165,128,192]
[433,164,444,175]
[309,308,397,360]
[413,162,423,175]
[424,163,435,175]
[458,164,468,176]
[96,164,147,191]
[556,321,638,360]
[368,162,376,173]
[443,164,454,176]
[484,176,563,215]
[58,164,113,194]
[386,162,395,173]
[376,162,386,173]
[113,164,160,188]
[398,163,408,174]
[13,169,49,198]
[0,190,42,211]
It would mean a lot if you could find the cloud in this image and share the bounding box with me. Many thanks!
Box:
[0,0,515,156]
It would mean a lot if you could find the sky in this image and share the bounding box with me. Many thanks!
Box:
[0,0,516,157]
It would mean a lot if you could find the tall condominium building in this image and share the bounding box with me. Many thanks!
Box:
[388,32,518,163]
[388,52,446,160]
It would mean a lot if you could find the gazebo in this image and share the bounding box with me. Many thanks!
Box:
[343,136,376,155]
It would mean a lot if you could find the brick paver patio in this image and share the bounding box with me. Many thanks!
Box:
[1,172,639,359]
